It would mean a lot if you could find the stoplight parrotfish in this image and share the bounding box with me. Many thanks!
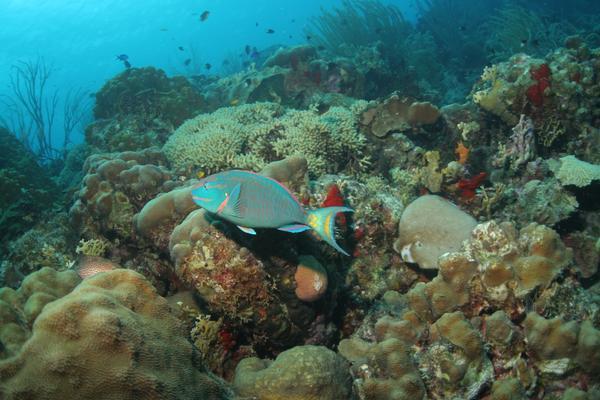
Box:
[191,170,353,255]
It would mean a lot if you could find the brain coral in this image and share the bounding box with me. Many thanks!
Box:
[0,267,80,359]
[70,147,177,238]
[233,345,352,400]
[0,268,233,400]
[402,220,571,324]
[162,101,369,176]
[394,195,477,270]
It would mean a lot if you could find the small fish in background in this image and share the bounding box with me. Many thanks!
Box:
[160,27,168,32]
[245,44,251,55]
[230,98,240,106]
[76,256,119,279]
[255,22,259,27]
[191,170,354,255]
[250,47,260,59]
[306,35,312,41]
[184,58,191,66]
[222,59,230,66]
[178,46,185,51]
[205,63,212,70]
[115,54,131,68]
[200,10,210,21]
[266,28,275,34]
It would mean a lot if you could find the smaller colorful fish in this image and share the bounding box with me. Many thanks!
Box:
[76,256,119,279]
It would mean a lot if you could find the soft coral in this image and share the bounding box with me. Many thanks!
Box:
[457,172,487,199]
[526,63,551,107]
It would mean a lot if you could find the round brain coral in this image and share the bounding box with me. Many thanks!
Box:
[0,269,232,400]
[234,345,352,400]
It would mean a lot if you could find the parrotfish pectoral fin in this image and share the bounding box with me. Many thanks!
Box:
[278,224,311,233]
[306,207,354,256]
[225,183,244,218]
[237,225,256,235]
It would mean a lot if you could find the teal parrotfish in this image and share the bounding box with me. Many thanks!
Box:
[191,170,353,255]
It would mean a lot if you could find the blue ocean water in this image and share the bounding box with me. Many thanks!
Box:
[0,0,415,149]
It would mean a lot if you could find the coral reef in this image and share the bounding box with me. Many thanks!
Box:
[337,217,598,399]
[0,127,60,258]
[554,155,600,187]
[135,157,341,355]
[359,93,440,138]
[0,268,233,399]
[1,213,76,287]
[93,66,205,126]
[233,345,352,400]
[471,44,600,154]
[70,147,176,238]
[504,178,578,227]
[163,101,370,177]
[69,147,181,292]
[88,67,206,152]
[0,267,80,359]
[3,5,600,398]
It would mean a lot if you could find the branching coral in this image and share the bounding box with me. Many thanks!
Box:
[163,101,370,177]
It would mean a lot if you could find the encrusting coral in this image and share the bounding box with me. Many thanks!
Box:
[70,147,176,238]
[359,93,441,138]
[233,345,352,400]
[0,267,80,359]
[0,268,233,400]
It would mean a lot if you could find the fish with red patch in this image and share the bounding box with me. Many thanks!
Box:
[192,170,353,255]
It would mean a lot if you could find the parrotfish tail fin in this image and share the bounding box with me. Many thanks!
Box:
[306,207,354,256]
